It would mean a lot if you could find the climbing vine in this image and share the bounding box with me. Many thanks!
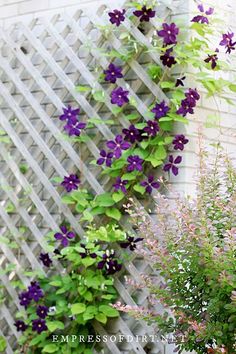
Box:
[12,0,236,353]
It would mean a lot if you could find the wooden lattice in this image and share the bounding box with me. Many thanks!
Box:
[0,1,185,353]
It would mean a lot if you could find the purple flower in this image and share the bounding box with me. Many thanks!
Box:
[79,244,97,259]
[113,177,128,194]
[143,120,159,137]
[39,253,52,267]
[175,76,186,87]
[109,9,126,27]
[110,87,129,107]
[191,4,214,24]
[106,135,131,158]
[127,155,144,172]
[120,236,144,251]
[59,105,80,122]
[61,174,80,192]
[219,32,236,54]
[122,124,143,143]
[14,320,28,332]
[140,175,160,194]
[204,49,219,69]
[133,6,155,22]
[163,155,182,176]
[177,88,200,116]
[185,88,200,106]
[97,250,122,275]
[97,150,113,167]
[157,23,179,45]
[19,291,31,308]
[64,121,86,137]
[36,305,49,319]
[172,134,189,151]
[54,226,76,247]
[104,63,123,83]
[151,101,170,119]
[32,319,48,334]
[28,282,44,302]
[160,49,177,68]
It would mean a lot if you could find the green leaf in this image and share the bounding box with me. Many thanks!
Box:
[145,156,163,167]
[42,344,58,353]
[46,321,65,332]
[95,193,115,207]
[71,303,86,315]
[124,112,139,121]
[0,336,6,352]
[154,145,167,160]
[61,195,75,204]
[105,208,121,221]
[29,333,47,346]
[160,81,175,89]
[49,280,62,287]
[112,191,125,203]
[95,313,107,324]
[229,84,236,92]
[82,210,94,222]
[133,184,145,195]
[99,305,119,317]
[92,90,105,102]
[75,85,91,92]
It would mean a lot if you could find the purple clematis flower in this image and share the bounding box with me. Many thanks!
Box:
[59,105,80,122]
[79,244,97,259]
[120,236,144,251]
[104,63,123,83]
[151,101,170,119]
[143,120,159,137]
[19,291,31,308]
[175,76,186,87]
[110,87,129,107]
[32,319,48,334]
[109,9,126,27]
[160,49,177,68]
[127,155,144,172]
[61,174,80,192]
[172,134,189,150]
[113,177,128,194]
[54,225,76,247]
[97,150,113,167]
[140,175,160,194]
[133,6,155,22]
[185,88,200,106]
[64,121,86,137]
[14,320,28,332]
[163,155,182,176]
[177,99,194,116]
[97,250,122,275]
[36,305,49,319]
[39,252,52,267]
[28,282,44,302]
[219,32,236,54]
[106,134,131,158]
[122,124,143,143]
[204,49,219,69]
[191,4,214,24]
[157,23,179,45]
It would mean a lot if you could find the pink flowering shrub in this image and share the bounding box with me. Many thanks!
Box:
[118,153,236,353]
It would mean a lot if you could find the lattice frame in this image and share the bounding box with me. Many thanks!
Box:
[0,1,184,353]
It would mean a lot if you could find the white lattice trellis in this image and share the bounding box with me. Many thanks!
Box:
[0,1,185,353]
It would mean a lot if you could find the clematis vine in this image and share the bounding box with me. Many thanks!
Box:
[191,4,214,24]
[151,101,170,119]
[120,236,144,251]
[204,49,219,69]
[143,120,159,137]
[172,134,189,151]
[106,135,131,158]
[61,174,80,192]
[113,177,128,194]
[39,252,52,267]
[133,6,155,22]
[163,155,182,176]
[97,250,122,275]
[104,63,123,83]
[140,175,160,194]
[14,320,28,332]
[127,155,144,172]
[122,124,143,143]
[160,49,177,67]
[157,23,179,45]
[97,150,113,167]
[108,9,126,26]
[54,225,76,247]
[110,87,129,107]
[219,32,236,54]
[59,105,80,122]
